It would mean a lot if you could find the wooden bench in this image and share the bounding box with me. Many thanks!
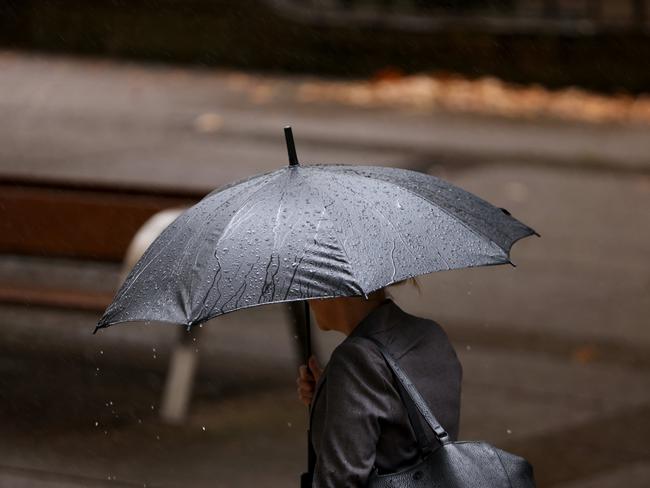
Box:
[0,175,310,423]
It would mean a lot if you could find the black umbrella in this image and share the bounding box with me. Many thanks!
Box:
[95,127,536,486]
[97,127,536,337]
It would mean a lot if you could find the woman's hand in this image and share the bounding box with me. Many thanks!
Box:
[297,355,323,406]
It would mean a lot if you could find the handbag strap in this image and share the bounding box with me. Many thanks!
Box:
[361,337,451,446]
[389,365,437,456]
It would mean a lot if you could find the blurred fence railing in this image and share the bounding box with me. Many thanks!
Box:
[269,0,649,34]
[2,0,649,91]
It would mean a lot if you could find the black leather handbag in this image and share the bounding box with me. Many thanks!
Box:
[364,337,536,488]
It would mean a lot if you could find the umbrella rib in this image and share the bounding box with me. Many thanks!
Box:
[186,172,284,321]
[393,182,509,258]
[322,166,509,259]
[271,171,291,250]
[212,171,285,253]
[301,170,367,296]
[183,175,281,319]
[283,254,306,300]
[111,212,192,305]
[113,180,255,308]
[217,256,260,314]
[326,171,452,272]
[389,238,397,282]
[259,254,280,302]
[198,255,222,320]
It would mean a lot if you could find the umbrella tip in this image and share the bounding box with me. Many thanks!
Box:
[284,126,299,166]
[533,230,541,238]
[507,259,517,268]
[92,325,101,335]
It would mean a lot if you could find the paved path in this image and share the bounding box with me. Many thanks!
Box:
[0,51,649,487]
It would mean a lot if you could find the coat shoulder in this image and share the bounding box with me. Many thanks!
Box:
[330,336,384,366]
[327,336,393,384]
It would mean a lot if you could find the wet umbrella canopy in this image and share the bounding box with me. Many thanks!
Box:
[96,127,536,333]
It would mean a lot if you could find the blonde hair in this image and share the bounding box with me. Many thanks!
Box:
[365,277,421,301]
[383,277,421,298]
[394,277,421,291]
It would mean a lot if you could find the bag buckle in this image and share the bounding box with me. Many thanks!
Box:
[434,426,450,444]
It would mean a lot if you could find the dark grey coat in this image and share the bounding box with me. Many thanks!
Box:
[310,298,462,487]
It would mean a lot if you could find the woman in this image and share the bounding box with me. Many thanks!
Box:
[297,281,462,487]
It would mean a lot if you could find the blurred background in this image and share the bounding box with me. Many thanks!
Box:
[1,1,649,486]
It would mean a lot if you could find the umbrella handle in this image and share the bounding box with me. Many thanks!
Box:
[303,299,316,486]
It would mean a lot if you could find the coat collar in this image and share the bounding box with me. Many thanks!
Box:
[310,298,401,413]
[348,297,399,339]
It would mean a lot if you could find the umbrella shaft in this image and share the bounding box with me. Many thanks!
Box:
[304,300,311,363]
[304,299,314,485]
